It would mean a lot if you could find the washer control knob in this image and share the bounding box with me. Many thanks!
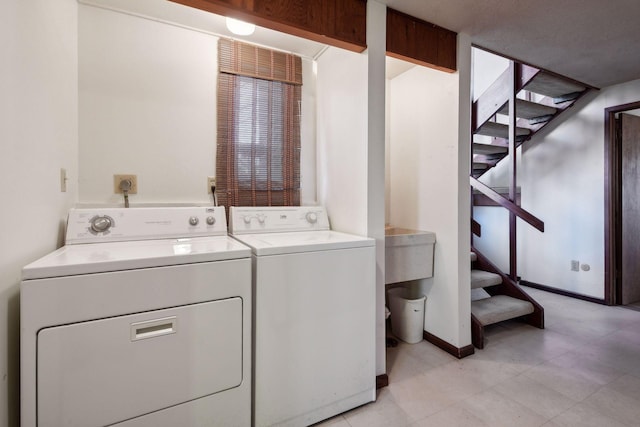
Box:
[243,215,252,224]
[257,214,266,224]
[90,216,112,233]
[189,216,199,226]
[206,216,216,226]
[305,212,318,224]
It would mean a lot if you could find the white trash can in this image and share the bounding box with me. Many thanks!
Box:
[387,287,426,344]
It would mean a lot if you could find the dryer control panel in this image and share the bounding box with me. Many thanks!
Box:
[229,206,330,234]
[66,206,228,244]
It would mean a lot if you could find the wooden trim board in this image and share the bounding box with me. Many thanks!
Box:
[423,331,475,359]
[604,100,640,305]
[521,281,606,305]
[376,374,389,389]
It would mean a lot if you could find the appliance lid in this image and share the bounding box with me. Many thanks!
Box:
[231,230,374,256]
[22,236,251,280]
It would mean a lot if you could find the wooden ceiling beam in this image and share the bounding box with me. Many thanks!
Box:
[386,8,457,73]
[169,0,367,53]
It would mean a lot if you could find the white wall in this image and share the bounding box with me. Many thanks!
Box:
[315,1,392,379]
[478,78,640,299]
[301,59,318,205]
[316,47,369,235]
[387,35,472,348]
[366,0,387,380]
[473,206,511,272]
[0,1,78,426]
[316,1,388,377]
[472,48,508,101]
[78,4,316,206]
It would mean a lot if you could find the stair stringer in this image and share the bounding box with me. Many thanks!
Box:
[470,246,544,349]
[471,57,596,179]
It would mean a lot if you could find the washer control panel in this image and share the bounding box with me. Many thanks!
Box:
[65,207,228,244]
[89,215,114,234]
[229,206,330,234]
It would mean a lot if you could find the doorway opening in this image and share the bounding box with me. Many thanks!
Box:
[605,100,640,306]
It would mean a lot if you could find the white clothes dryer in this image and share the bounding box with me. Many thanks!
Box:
[21,207,251,427]
[229,206,376,427]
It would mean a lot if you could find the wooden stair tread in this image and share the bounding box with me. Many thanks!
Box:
[497,99,557,120]
[476,122,531,139]
[473,143,508,155]
[471,269,502,289]
[471,288,491,302]
[471,295,535,326]
[524,72,586,99]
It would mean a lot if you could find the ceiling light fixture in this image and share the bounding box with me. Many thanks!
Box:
[226,17,255,36]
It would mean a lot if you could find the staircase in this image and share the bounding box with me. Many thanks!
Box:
[469,52,593,348]
[470,248,543,349]
[472,63,592,178]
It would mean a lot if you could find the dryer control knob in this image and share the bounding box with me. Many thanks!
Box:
[189,216,199,226]
[305,212,318,224]
[257,214,266,224]
[90,216,112,233]
[206,216,216,225]
[243,216,252,224]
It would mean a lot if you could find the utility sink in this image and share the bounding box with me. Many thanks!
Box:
[385,227,436,284]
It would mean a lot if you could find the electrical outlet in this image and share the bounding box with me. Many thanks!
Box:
[207,176,216,193]
[571,260,579,271]
[114,174,138,194]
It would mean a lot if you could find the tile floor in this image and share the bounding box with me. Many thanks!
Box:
[316,287,640,426]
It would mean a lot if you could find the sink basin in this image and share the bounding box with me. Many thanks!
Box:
[385,227,436,284]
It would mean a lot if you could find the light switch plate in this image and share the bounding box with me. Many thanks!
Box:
[60,168,67,192]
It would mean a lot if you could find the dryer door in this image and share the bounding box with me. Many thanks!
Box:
[37,298,243,427]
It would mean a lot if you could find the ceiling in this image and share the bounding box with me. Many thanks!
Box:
[384,0,640,88]
[83,0,640,88]
[81,0,413,78]
[80,0,326,58]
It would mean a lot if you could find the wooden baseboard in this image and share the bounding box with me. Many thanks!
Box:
[521,280,607,305]
[423,331,475,359]
[376,374,389,389]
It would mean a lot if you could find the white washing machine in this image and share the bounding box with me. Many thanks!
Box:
[21,207,251,427]
[229,206,376,427]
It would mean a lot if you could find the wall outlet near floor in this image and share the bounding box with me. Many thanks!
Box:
[207,176,216,193]
[114,174,138,194]
[571,260,580,271]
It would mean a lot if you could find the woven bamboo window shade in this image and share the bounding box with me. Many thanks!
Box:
[217,38,302,208]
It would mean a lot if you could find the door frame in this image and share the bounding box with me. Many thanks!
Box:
[604,100,640,305]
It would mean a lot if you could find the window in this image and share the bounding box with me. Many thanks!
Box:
[216,39,302,207]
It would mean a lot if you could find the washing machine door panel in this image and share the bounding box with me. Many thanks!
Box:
[37,298,243,427]
[253,247,376,426]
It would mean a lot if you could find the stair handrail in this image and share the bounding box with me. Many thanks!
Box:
[470,177,544,232]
